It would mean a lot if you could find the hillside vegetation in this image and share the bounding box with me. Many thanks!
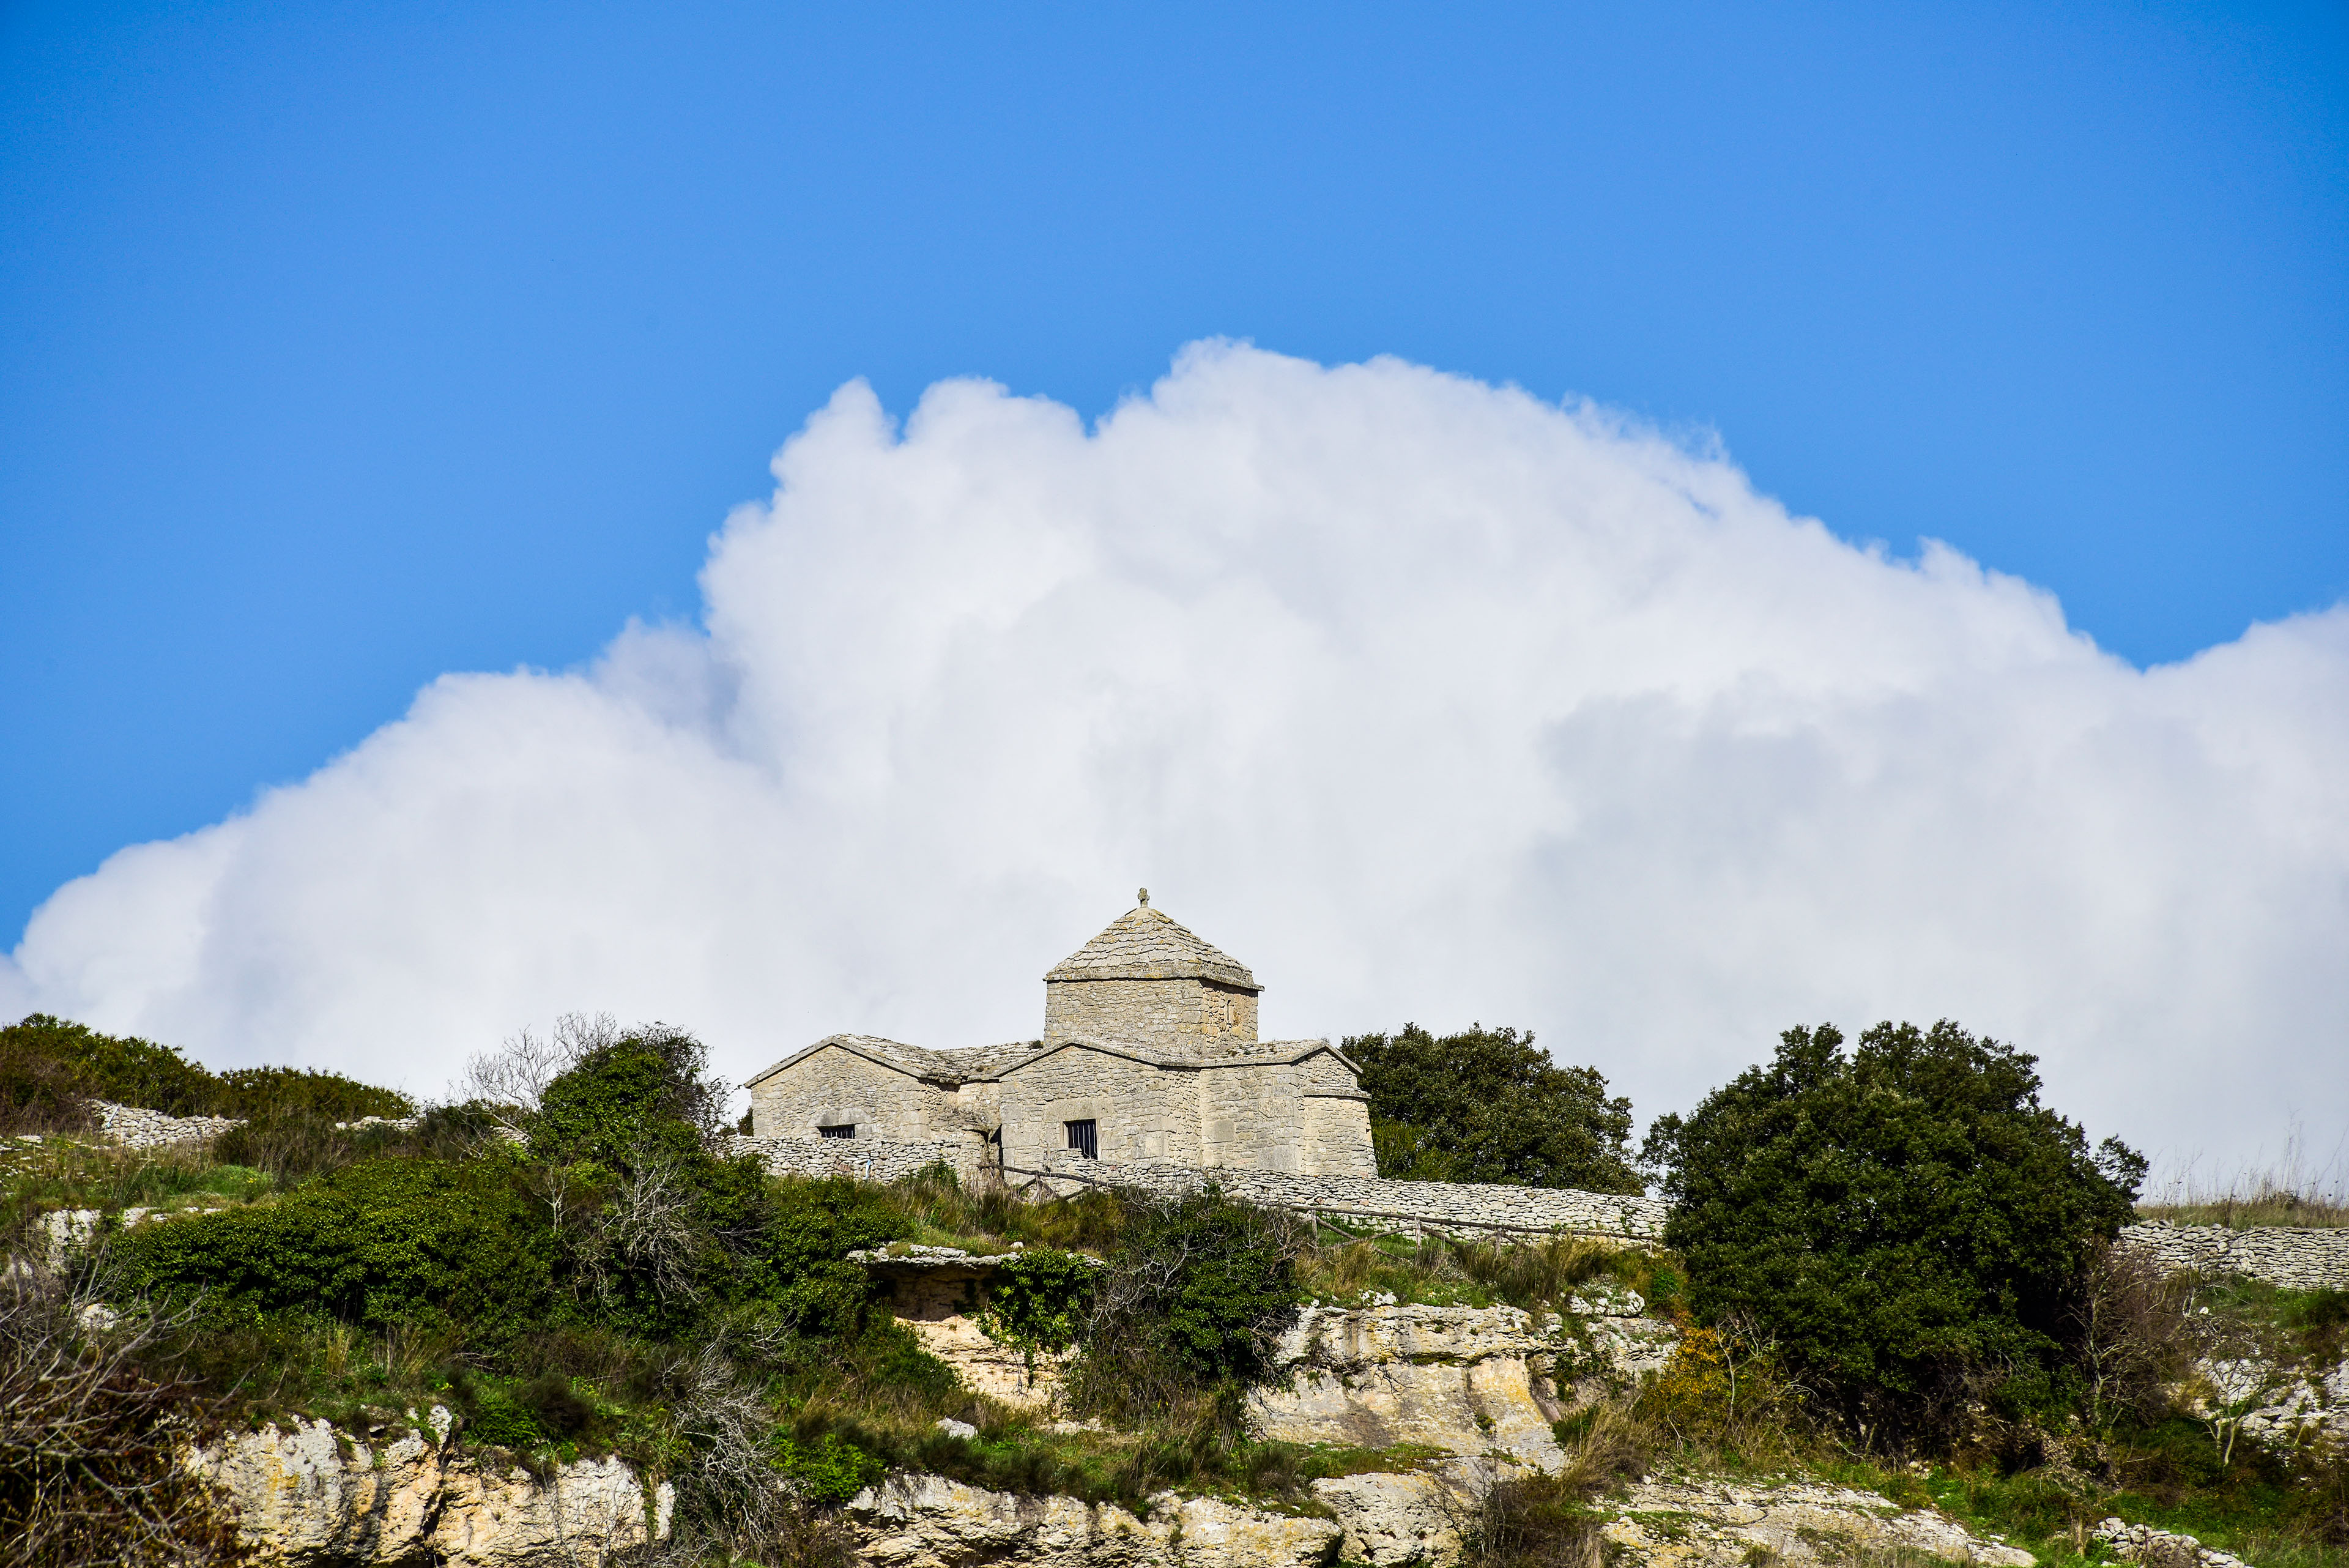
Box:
[0,1013,411,1133]
[1345,1022,1641,1191]
[0,1012,2342,1568]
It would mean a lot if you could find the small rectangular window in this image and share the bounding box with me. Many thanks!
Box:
[1064,1119,1098,1160]
[818,1124,855,1140]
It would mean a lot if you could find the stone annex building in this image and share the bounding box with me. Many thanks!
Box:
[744,897,1378,1176]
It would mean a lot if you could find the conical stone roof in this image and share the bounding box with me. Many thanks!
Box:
[1044,904,1260,991]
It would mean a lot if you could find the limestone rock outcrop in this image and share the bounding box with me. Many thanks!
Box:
[1308,1458,1504,1566]
[2187,1351,2349,1458]
[841,1471,1339,1567]
[2094,1515,2255,1568]
[191,1414,670,1566]
[855,1244,1085,1410]
[1545,1281,1680,1404]
[1600,1478,2037,1568]
[1250,1302,1574,1466]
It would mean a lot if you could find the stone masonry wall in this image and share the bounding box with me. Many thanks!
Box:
[1301,1093,1379,1178]
[725,1132,987,1185]
[747,1043,967,1143]
[1199,1059,1304,1173]
[1012,1154,1672,1240]
[92,1100,243,1150]
[2118,1221,2349,1291]
[1044,975,1258,1050]
[996,1045,1198,1169]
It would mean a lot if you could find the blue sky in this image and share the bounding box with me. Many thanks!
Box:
[4,0,2345,948]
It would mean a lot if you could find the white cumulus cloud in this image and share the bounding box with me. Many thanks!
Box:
[7,343,2345,1172]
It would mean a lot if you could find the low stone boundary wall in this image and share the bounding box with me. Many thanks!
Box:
[2120,1221,2349,1291]
[92,1100,242,1150]
[1005,1156,1669,1241]
[726,1133,985,1185]
[995,1162,2349,1287]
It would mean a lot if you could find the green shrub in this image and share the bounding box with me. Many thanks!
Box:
[754,1176,909,1336]
[534,1028,720,1172]
[118,1157,557,1347]
[1345,1023,1640,1191]
[457,1376,546,1452]
[210,1066,410,1123]
[774,1431,883,1504]
[519,1370,595,1440]
[0,1038,98,1134]
[1642,1020,2143,1444]
[977,1249,1099,1358]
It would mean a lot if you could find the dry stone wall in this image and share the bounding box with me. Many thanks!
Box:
[1012,1153,1670,1240]
[92,1099,242,1149]
[2120,1221,2349,1290]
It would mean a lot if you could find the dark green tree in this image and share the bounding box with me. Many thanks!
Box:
[1342,1024,1639,1191]
[1641,1020,2145,1443]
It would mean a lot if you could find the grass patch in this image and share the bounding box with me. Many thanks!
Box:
[1293,1224,1655,1317]
[2139,1148,2349,1230]
[0,1136,275,1236]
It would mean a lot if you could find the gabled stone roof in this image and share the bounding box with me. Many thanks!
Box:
[743,1033,962,1089]
[744,1031,1362,1091]
[934,1041,1050,1079]
[1006,1036,1351,1075]
[1044,905,1260,991]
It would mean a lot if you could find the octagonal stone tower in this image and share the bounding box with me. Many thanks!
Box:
[1043,898,1261,1051]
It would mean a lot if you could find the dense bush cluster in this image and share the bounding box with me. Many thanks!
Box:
[1345,1022,1640,1191]
[65,1024,936,1562]
[1069,1186,1305,1427]
[0,1013,411,1132]
[121,1157,560,1347]
[1643,1019,2145,1444]
[122,1053,911,1356]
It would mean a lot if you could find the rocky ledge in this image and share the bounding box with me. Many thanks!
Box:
[843,1471,1338,1567]
[191,1413,671,1567]
[1252,1301,1575,1466]
[842,1468,2049,1568]
[1250,1285,1677,1470]
[2094,1515,2255,1568]
[1600,1478,2037,1568]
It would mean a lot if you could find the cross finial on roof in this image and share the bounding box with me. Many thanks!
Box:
[1138,887,1149,906]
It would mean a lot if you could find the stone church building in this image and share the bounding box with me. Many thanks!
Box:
[744,898,1378,1176]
